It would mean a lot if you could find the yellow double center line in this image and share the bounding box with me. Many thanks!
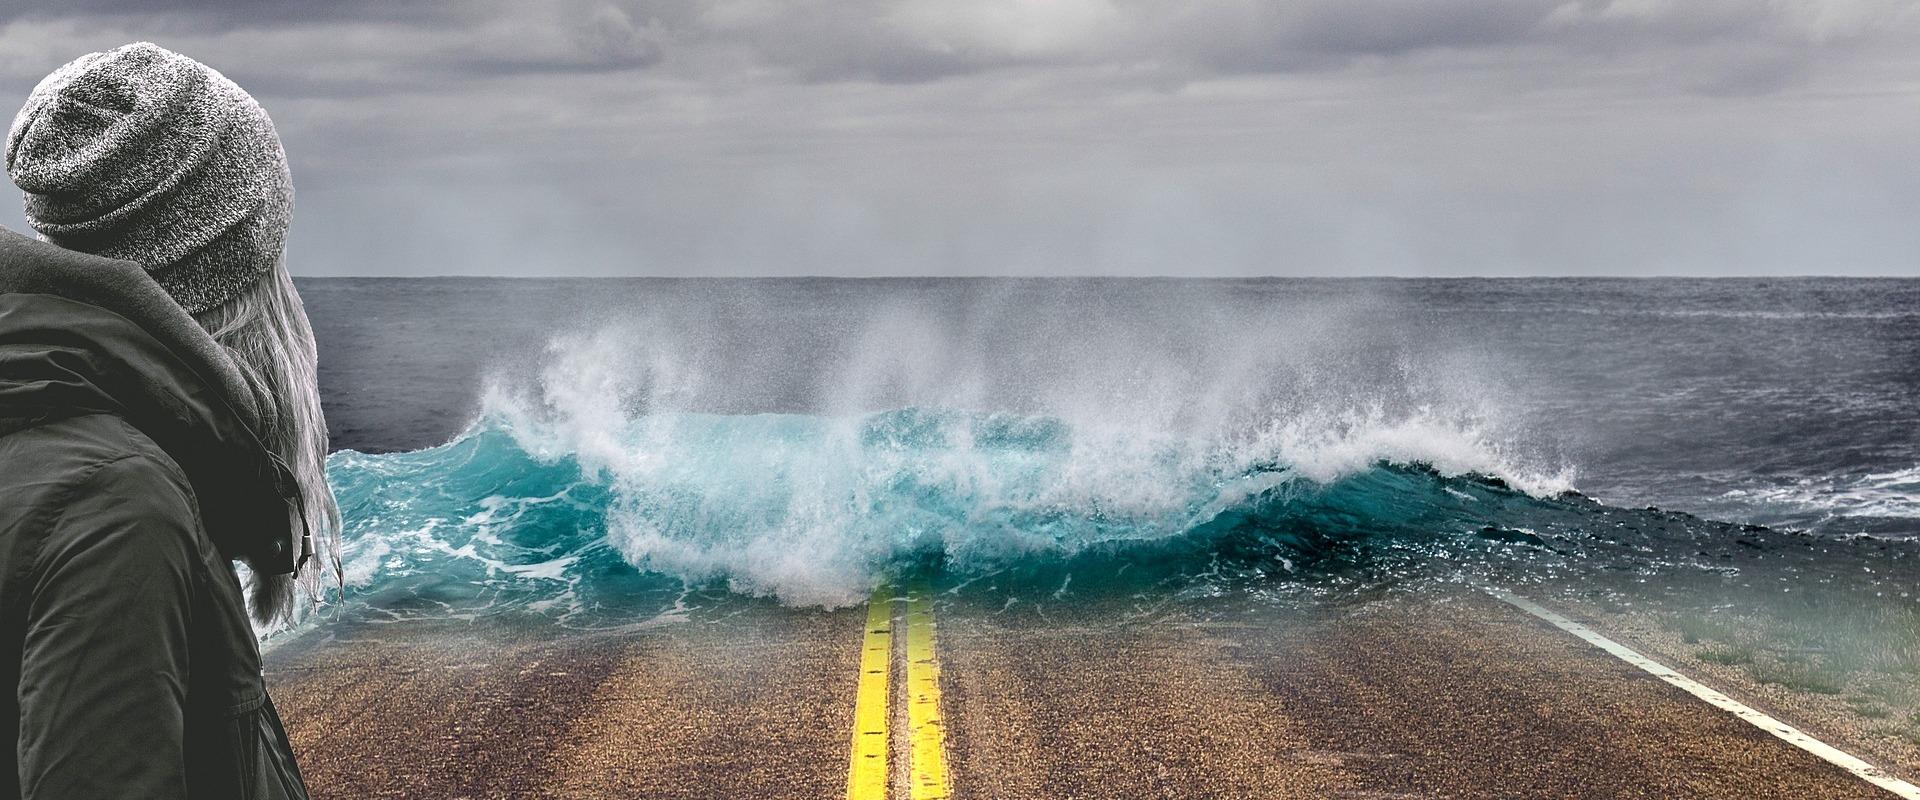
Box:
[905,587,949,799]
[847,589,895,798]
[846,582,950,800]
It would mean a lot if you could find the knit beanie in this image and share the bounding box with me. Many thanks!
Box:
[5,42,291,314]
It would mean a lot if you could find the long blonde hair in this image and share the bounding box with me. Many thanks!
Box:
[193,263,341,623]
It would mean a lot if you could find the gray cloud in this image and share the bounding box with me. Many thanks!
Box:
[0,0,463,27]
[9,1,1908,89]
[1,1,1917,276]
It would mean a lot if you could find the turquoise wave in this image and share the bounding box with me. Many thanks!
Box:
[317,406,1654,626]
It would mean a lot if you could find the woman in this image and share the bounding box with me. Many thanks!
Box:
[0,43,337,799]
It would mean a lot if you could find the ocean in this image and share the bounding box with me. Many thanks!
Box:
[300,277,1920,626]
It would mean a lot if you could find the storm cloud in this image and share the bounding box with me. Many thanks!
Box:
[2,0,1917,276]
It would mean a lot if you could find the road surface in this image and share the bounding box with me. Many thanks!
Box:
[265,588,1914,799]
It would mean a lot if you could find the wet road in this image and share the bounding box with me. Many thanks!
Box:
[267,590,1912,799]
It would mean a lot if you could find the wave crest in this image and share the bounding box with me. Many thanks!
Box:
[321,320,1591,617]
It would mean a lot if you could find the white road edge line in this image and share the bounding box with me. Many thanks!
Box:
[1486,588,1920,800]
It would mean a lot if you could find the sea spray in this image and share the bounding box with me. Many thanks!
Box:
[323,412,1581,617]
[300,303,1606,623]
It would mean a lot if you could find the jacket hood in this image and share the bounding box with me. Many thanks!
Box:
[0,225,302,573]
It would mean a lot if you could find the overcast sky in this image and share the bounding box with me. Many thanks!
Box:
[2,1,1918,277]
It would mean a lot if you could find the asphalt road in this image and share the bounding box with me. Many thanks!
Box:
[266,590,1911,799]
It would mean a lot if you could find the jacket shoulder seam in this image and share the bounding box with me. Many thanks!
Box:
[35,440,206,576]
[28,452,144,586]
[4,449,134,615]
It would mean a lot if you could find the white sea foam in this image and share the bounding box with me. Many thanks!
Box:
[466,307,1574,606]
[1722,466,1920,523]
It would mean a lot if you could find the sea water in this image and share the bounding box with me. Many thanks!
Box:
[297,278,1920,627]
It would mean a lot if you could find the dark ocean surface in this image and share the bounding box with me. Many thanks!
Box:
[299,278,1919,621]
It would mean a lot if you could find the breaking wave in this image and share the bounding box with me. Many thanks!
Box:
[327,404,1580,613]
[302,314,1748,624]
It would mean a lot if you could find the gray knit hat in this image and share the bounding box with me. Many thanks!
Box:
[5,42,291,314]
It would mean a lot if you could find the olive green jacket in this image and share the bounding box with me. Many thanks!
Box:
[0,227,308,799]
